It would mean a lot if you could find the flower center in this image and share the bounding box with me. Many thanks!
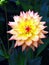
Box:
[25,26,31,32]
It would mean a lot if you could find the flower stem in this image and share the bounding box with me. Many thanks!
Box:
[0,38,9,59]
[4,6,9,53]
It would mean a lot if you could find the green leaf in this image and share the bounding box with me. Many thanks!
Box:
[9,50,17,65]
[16,51,27,65]
[36,38,49,57]
[0,49,5,56]
[0,38,10,59]
[0,56,5,61]
[0,0,8,6]
[0,16,5,22]
[20,1,33,11]
[0,50,5,61]
[16,0,20,5]
[28,57,42,65]
[9,49,27,65]
[26,48,34,59]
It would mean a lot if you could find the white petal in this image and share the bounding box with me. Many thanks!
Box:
[13,16,19,22]
[20,12,23,16]
[30,11,34,17]
[8,22,17,28]
[39,16,42,20]
[8,22,15,26]
[40,22,46,25]
[28,10,31,14]
[34,12,38,16]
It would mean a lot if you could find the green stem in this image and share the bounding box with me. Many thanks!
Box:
[1,38,9,59]
[4,6,9,52]
[1,42,6,54]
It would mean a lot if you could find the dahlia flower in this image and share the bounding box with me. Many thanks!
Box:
[7,10,48,51]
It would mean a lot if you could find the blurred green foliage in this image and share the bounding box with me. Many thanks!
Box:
[0,0,49,65]
[0,0,7,6]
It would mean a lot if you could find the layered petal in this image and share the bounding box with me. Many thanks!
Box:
[14,40,24,47]
[25,39,32,46]
[31,35,39,41]
[32,41,38,48]
[22,44,27,51]
[7,10,48,51]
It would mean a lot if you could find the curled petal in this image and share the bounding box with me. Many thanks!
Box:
[39,33,46,38]
[25,39,32,46]
[39,16,42,21]
[8,22,17,28]
[13,34,28,40]
[40,22,46,25]
[20,12,23,16]
[34,12,38,16]
[28,10,33,16]
[14,40,24,47]
[22,44,27,51]
[8,22,15,26]
[30,45,35,51]
[38,40,44,44]
[7,29,17,34]
[15,36,22,40]
[9,36,16,40]
[13,16,19,22]
[31,35,39,41]
[42,30,48,34]
[7,10,48,51]
[18,36,27,40]
[9,35,18,40]
[32,41,38,48]
[39,25,47,30]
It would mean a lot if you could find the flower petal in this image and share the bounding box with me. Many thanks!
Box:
[7,29,17,34]
[39,33,46,38]
[40,22,46,25]
[39,25,47,30]
[25,39,32,46]
[13,16,19,22]
[31,35,39,41]
[9,35,16,40]
[30,45,35,51]
[38,40,44,44]
[32,41,38,48]
[8,22,17,28]
[42,30,48,34]
[22,44,27,51]
[7,10,48,51]
[14,40,24,47]
[39,16,42,21]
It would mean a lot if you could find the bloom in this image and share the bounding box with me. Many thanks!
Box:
[7,10,48,51]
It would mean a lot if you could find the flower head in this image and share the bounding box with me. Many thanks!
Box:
[7,10,48,51]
